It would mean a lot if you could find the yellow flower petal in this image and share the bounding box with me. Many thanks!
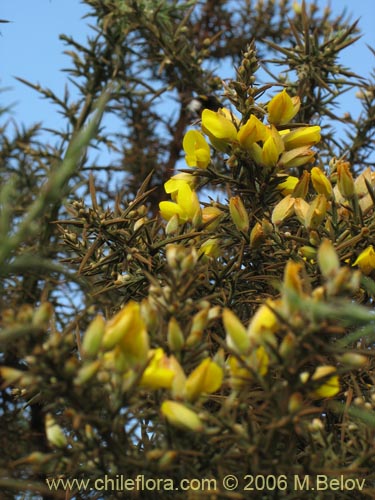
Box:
[237,114,269,150]
[202,108,237,141]
[282,126,321,150]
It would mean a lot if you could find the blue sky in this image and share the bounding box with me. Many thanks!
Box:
[1,0,375,154]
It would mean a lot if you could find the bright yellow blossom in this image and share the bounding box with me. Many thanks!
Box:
[102,301,149,368]
[247,300,279,345]
[199,238,220,258]
[185,358,223,402]
[164,173,195,199]
[202,108,237,143]
[277,176,299,195]
[311,365,340,399]
[267,89,301,125]
[159,182,201,223]
[352,246,375,275]
[237,114,269,150]
[140,348,177,390]
[182,130,211,169]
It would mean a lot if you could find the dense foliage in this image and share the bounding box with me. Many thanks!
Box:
[1,1,375,498]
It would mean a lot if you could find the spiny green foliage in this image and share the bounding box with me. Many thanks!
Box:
[1,1,375,499]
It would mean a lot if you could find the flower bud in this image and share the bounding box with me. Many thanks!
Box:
[45,414,68,448]
[82,315,105,359]
[74,360,101,385]
[267,89,301,125]
[222,308,250,354]
[317,239,340,278]
[311,167,333,199]
[250,222,265,248]
[304,194,327,230]
[291,171,310,199]
[338,353,368,368]
[167,317,185,352]
[311,365,340,399]
[161,401,204,432]
[229,196,249,233]
[271,195,295,226]
[288,392,303,413]
[32,302,53,328]
[336,160,355,199]
[186,308,209,346]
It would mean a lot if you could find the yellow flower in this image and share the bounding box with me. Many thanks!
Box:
[282,126,321,150]
[102,301,149,368]
[237,114,269,150]
[267,89,301,125]
[182,130,211,169]
[261,126,284,167]
[311,167,333,199]
[277,176,299,195]
[352,246,375,275]
[199,238,220,258]
[159,182,201,223]
[184,358,223,402]
[311,365,340,399]
[247,300,279,345]
[140,348,177,390]
[202,108,237,142]
[164,173,195,199]
[228,355,251,389]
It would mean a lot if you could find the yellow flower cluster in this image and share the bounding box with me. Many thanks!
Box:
[159,89,321,235]
[182,89,320,171]
[78,300,224,432]
[221,254,342,400]
[272,167,335,229]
